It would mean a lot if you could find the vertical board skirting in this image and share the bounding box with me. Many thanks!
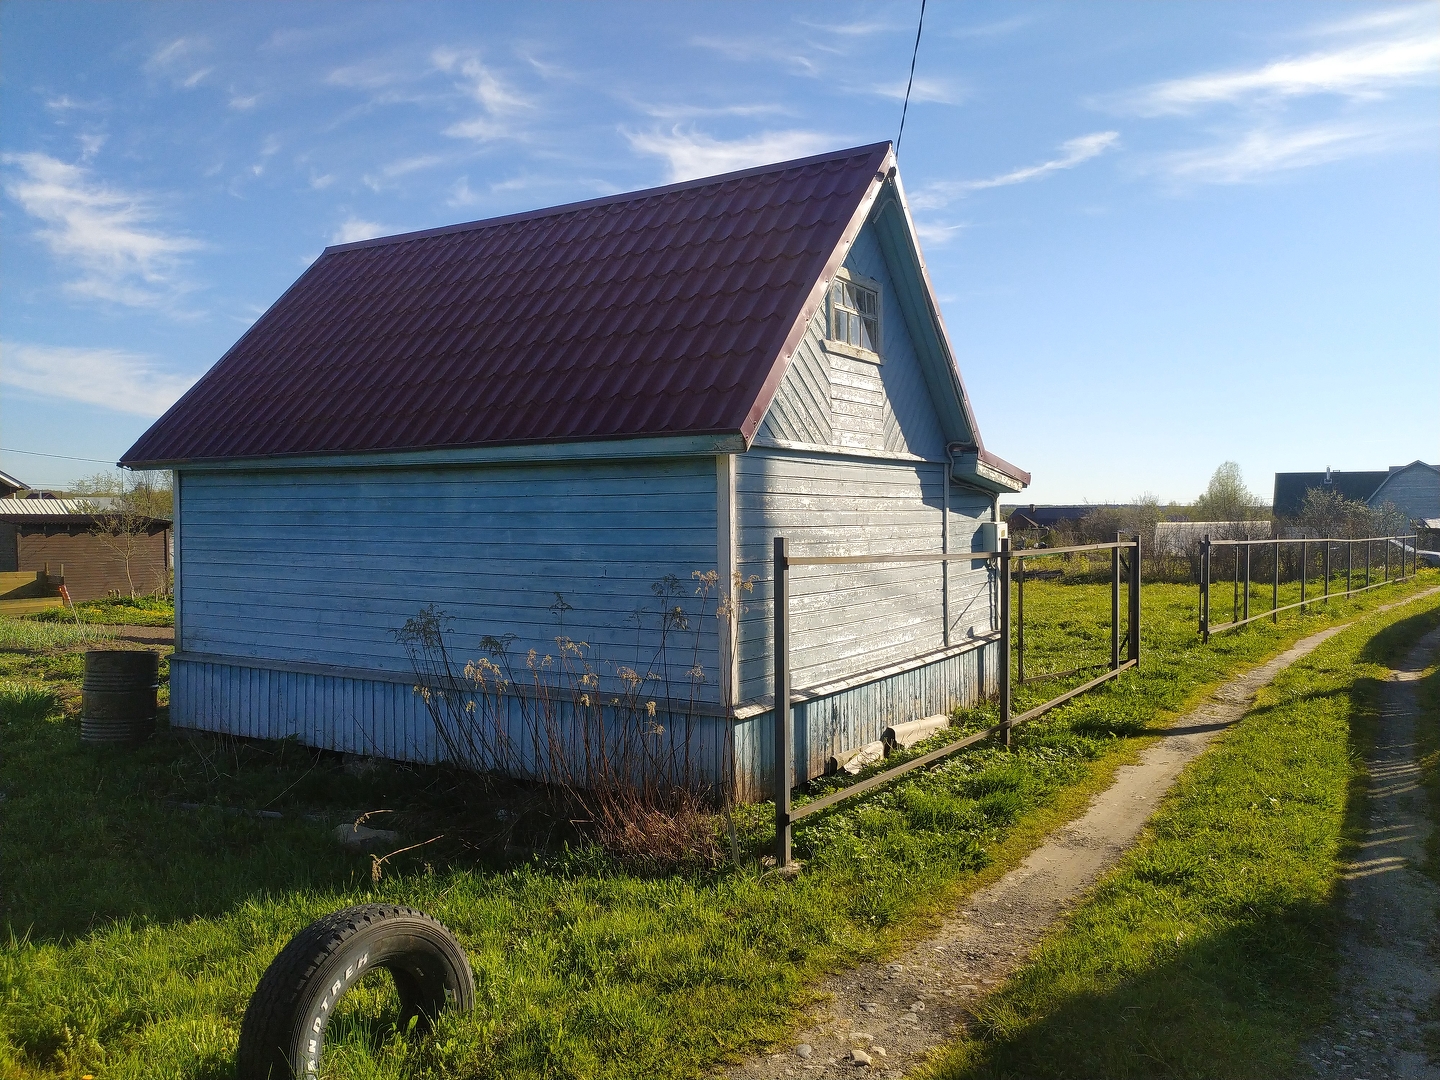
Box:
[172,656,440,763]
[173,639,996,805]
[732,637,996,803]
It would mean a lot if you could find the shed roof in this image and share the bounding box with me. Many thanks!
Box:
[121,143,1025,485]
[0,497,166,526]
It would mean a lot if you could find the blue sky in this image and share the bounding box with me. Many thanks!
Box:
[2,1,1436,503]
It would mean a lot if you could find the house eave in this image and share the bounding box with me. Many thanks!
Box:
[951,449,1030,493]
[136,432,748,473]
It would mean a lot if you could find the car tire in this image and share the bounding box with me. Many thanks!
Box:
[236,903,474,1079]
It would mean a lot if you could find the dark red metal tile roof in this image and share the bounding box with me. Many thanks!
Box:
[123,143,893,466]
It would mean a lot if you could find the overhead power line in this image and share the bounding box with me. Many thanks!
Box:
[1,447,118,465]
[895,0,927,157]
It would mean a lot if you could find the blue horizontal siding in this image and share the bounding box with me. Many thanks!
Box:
[179,458,722,701]
[734,448,993,701]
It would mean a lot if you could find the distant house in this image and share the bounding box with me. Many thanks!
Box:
[0,497,171,601]
[121,143,1029,801]
[0,471,28,499]
[1003,504,1122,532]
[1273,462,1440,525]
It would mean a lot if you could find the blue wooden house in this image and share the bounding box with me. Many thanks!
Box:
[122,142,1028,800]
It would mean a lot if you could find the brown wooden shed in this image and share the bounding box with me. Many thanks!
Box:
[0,498,171,601]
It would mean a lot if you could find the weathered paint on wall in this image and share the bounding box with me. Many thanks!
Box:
[733,449,992,702]
[177,457,722,701]
[754,219,948,463]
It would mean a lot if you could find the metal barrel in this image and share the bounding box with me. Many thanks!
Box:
[81,650,159,746]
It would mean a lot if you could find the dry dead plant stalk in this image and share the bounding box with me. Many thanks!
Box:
[396,571,742,870]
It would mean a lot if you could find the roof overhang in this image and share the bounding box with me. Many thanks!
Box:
[145,432,748,473]
[950,448,1030,494]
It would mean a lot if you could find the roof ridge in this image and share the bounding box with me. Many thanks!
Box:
[324,141,892,256]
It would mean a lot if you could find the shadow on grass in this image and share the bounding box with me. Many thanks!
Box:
[0,695,548,943]
[951,902,1337,1080]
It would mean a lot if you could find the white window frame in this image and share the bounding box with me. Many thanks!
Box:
[825,268,883,364]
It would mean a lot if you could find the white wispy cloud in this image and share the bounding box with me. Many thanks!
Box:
[635,101,792,121]
[145,36,214,90]
[228,92,259,111]
[77,133,106,160]
[913,220,969,247]
[0,343,197,417]
[910,132,1120,208]
[689,35,821,77]
[869,75,962,105]
[363,153,447,192]
[1160,122,1407,184]
[1,152,201,309]
[330,217,391,245]
[434,48,533,141]
[950,13,1037,39]
[1122,9,1440,115]
[626,127,834,183]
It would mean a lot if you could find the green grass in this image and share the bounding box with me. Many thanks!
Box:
[921,590,1440,1080]
[25,595,174,627]
[0,617,116,652]
[1,574,1436,1080]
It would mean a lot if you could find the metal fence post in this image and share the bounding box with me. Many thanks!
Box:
[1111,533,1121,670]
[999,537,1012,747]
[1366,540,1371,588]
[1384,537,1390,582]
[1347,540,1353,595]
[1200,534,1210,641]
[773,536,792,869]
[1273,540,1280,623]
[1128,534,1141,665]
[1232,542,1239,623]
[1324,541,1330,601]
[1244,543,1251,622]
[1300,540,1307,609]
[1017,540,1026,684]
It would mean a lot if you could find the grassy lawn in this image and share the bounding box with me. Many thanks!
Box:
[24,595,174,627]
[921,589,1440,1080]
[1,574,1435,1080]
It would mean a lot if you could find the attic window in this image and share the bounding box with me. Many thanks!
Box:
[830,277,879,354]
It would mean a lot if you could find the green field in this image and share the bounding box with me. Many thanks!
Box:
[1,573,1434,1079]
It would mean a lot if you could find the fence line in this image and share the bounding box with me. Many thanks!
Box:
[1198,534,1417,641]
[772,534,1142,868]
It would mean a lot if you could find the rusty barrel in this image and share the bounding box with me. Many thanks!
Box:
[81,650,159,746]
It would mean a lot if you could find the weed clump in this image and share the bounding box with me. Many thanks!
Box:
[396,572,742,873]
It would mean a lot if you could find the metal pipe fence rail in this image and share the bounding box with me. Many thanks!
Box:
[772,534,1142,868]
[1198,533,1418,641]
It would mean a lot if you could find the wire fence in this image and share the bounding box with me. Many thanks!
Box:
[1197,533,1418,641]
[770,533,1142,868]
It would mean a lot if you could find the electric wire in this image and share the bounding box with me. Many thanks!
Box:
[1,447,117,464]
[895,0,928,157]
